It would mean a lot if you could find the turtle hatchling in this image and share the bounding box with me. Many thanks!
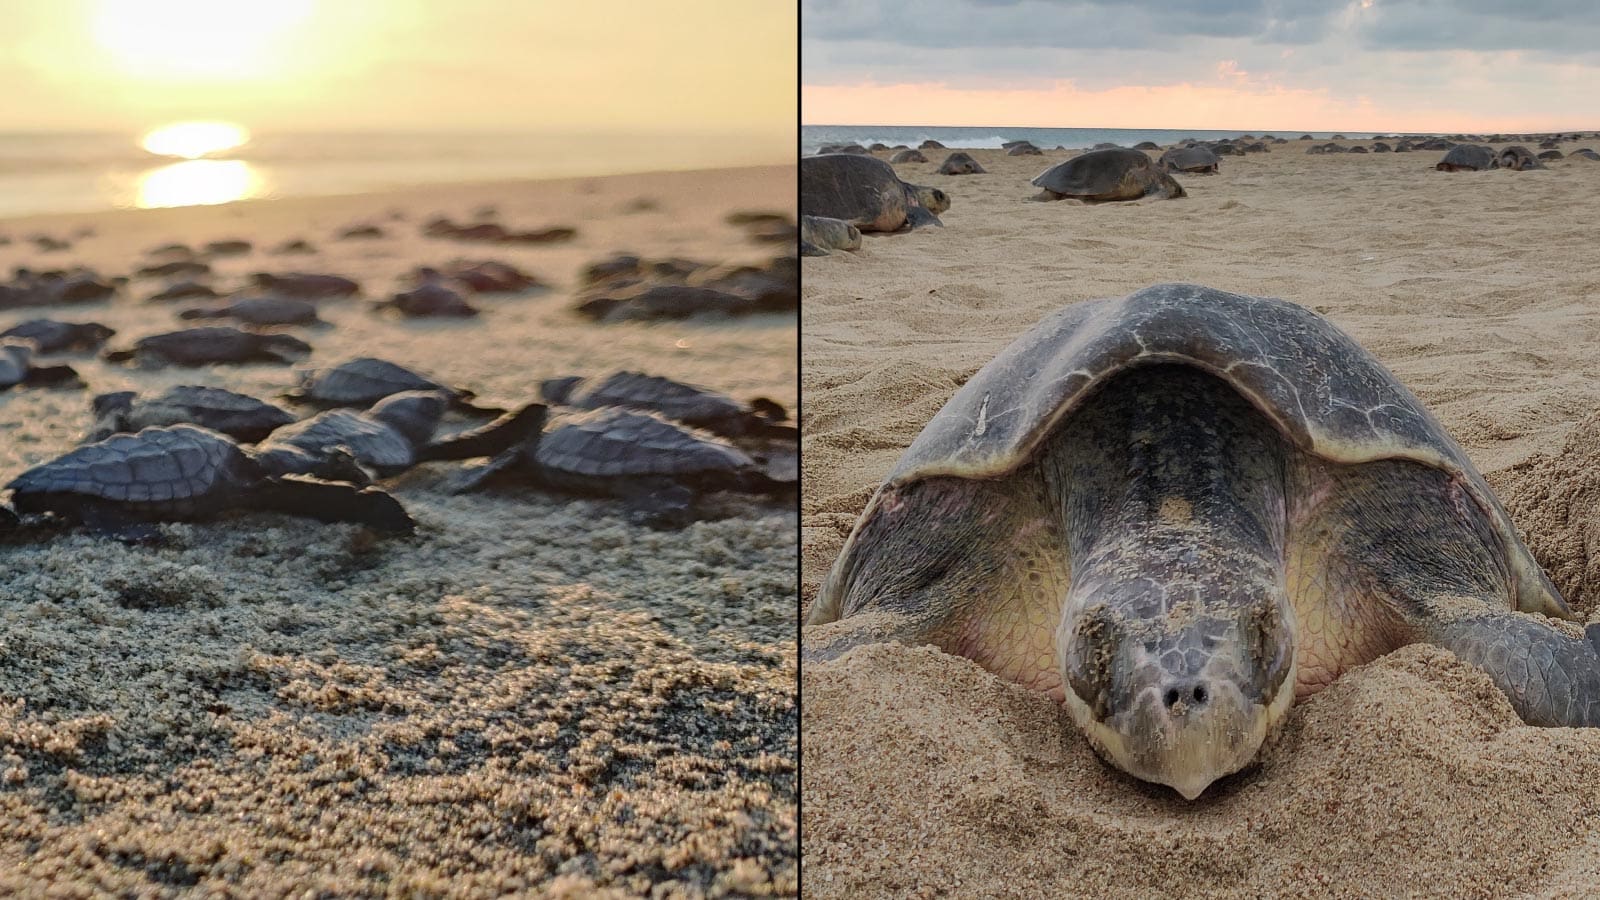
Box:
[102,326,311,367]
[431,405,794,525]
[806,282,1595,801]
[0,340,82,390]
[7,424,414,533]
[86,386,297,444]
[0,319,115,353]
[254,390,448,479]
[285,356,497,413]
[1032,148,1186,201]
[540,371,794,440]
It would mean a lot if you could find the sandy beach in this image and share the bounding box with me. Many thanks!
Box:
[801,142,1600,898]
[0,163,797,895]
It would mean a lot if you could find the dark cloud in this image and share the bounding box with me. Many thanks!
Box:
[1355,0,1600,53]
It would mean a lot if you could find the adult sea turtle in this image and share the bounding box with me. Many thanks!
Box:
[1032,148,1186,201]
[804,283,1593,800]
[801,154,947,232]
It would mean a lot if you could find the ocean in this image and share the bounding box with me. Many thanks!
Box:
[0,130,787,219]
[802,125,1381,156]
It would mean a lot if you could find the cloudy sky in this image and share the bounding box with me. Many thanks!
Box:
[802,0,1600,131]
[5,0,795,143]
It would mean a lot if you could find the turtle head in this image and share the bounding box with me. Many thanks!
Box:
[1057,575,1295,800]
[369,390,449,446]
[908,184,951,215]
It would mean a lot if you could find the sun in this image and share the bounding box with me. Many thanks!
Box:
[92,0,316,80]
[142,121,249,159]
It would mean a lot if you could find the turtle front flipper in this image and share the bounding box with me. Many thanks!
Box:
[421,403,547,462]
[1416,613,1600,726]
[253,475,415,534]
[1289,455,1593,724]
[804,472,1070,698]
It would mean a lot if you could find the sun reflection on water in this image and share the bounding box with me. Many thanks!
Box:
[136,159,264,208]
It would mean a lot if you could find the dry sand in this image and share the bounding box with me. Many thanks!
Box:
[801,142,1600,898]
[0,164,797,896]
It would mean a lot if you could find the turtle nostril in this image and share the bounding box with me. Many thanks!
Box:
[1163,688,1181,708]
[1192,685,1208,706]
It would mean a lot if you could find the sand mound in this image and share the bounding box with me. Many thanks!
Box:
[803,643,1600,898]
[1495,408,1600,616]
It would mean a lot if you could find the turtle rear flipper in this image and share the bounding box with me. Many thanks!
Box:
[422,403,547,462]
[254,475,414,534]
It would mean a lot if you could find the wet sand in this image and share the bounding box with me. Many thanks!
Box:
[0,165,797,895]
[801,142,1600,898]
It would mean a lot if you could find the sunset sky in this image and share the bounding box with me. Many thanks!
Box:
[5,0,796,143]
[802,0,1600,132]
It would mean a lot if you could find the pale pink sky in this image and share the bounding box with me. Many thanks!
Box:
[802,1,1600,132]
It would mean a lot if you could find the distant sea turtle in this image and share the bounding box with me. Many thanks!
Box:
[1134,141,1162,151]
[1539,150,1564,161]
[1,319,115,353]
[1157,147,1220,174]
[87,386,296,443]
[1436,145,1495,171]
[801,154,947,232]
[251,272,360,299]
[1497,145,1541,170]
[0,341,81,390]
[935,153,986,175]
[7,424,413,534]
[1573,149,1600,160]
[433,405,794,524]
[286,357,496,413]
[800,216,863,257]
[540,371,794,440]
[1007,143,1043,156]
[918,140,946,150]
[805,283,1594,801]
[890,149,928,164]
[179,296,324,326]
[102,327,311,367]
[1032,148,1186,202]
[372,280,479,318]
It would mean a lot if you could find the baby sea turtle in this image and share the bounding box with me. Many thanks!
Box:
[255,391,447,479]
[373,280,479,318]
[147,281,219,303]
[7,424,413,534]
[250,272,360,299]
[1032,148,1186,202]
[285,357,497,413]
[87,386,297,444]
[1,319,115,353]
[1435,144,1496,171]
[178,296,324,327]
[433,405,793,525]
[805,283,1592,801]
[801,154,947,232]
[0,341,82,390]
[800,216,863,257]
[540,371,794,440]
[935,152,986,175]
[1158,146,1220,174]
[889,149,928,164]
[102,327,311,367]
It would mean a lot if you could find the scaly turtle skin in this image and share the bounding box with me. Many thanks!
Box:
[0,319,115,353]
[801,154,945,232]
[1158,147,1220,174]
[254,390,447,479]
[1436,144,1497,171]
[431,406,793,525]
[805,283,1593,801]
[8,424,413,533]
[87,386,297,444]
[1032,149,1186,202]
[102,327,311,367]
[285,357,497,414]
[540,371,794,440]
[800,216,863,257]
